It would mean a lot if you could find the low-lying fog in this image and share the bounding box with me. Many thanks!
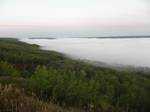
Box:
[21,38,150,68]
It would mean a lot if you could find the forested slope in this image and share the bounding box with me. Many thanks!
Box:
[0,38,150,112]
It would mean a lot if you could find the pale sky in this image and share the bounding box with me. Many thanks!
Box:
[0,0,150,37]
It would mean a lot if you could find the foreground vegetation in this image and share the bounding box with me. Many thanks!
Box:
[0,38,150,112]
[0,84,67,112]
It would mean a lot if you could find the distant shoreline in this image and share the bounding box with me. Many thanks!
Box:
[25,35,150,39]
[71,35,150,39]
[0,35,150,39]
[28,37,56,39]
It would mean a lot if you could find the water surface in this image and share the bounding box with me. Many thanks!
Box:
[21,38,150,67]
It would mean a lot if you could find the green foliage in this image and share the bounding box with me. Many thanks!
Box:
[29,66,150,112]
[0,61,20,77]
[0,38,150,112]
[30,65,50,90]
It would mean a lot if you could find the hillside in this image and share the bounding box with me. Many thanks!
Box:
[0,38,150,112]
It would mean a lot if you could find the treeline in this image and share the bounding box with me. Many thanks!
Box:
[0,38,150,112]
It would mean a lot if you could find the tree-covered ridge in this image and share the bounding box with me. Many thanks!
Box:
[0,38,150,112]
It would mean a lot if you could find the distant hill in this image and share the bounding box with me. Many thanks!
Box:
[72,35,150,39]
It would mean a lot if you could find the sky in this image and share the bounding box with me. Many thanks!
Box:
[0,0,150,37]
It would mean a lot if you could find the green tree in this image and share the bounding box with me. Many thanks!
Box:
[30,65,50,90]
[0,61,19,77]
